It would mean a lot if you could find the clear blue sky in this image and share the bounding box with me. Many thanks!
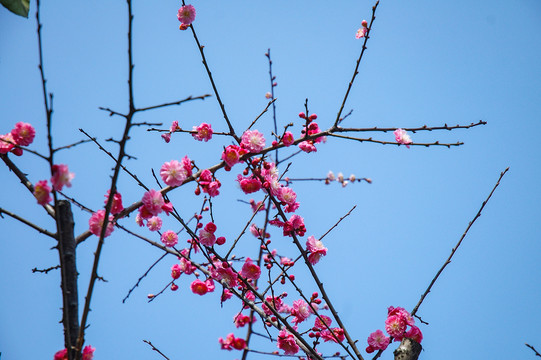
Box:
[1,1,540,359]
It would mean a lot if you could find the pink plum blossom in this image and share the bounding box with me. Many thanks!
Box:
[405,325,423,343]
[161,133,171,143]
[51,164,74,191]
[0,133,15,154]
[33,180,52,205]
[237,175,262,194]
[283,215,306,237]
[234,313,253,328]
[282,131,294,146]
[169,120,179,133]
[146,216,162,231]
[54,349,68,360]
[388,306,415,326]
[277,329,299,355]
[177,4,196,25]
[141,189,165,216]
[179,250,196,275]
[366,329,390,353]
[192,122,213,142]
[219,333,247,351]
[104,190,123,215]
[314,315,333,330]
[205,278,215,292]
[210,261,237,287]
[321,327,345,343]
[160,156,192,186]
[88,210,114,237]
[190,279,208,295]
[199,227,217,247]
[356,26,368,39]
[161,230,178,247]
[291,299,313,325]
[306,236,327,265]
[82,345,95,360]
[171,264,182,279]
[241,129,266,153]
[221,145,247,168]
[298,140,317,153]
[276,186,297,205]
[11,122,35,146]
[262,296,283,316]
[240,257,261,280]
[385,314,407,341]
[394,128,413,148]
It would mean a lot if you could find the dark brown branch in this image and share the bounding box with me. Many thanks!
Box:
[526,343,541,357]
[188,22,238,139]
[143,340,171,360]
[0,207,56,238]
[135,94,211,112]
[123,253,168,303]
[53,139,92,153]
[338,120,487,133]
[76,0,137,354]
[329,133,463,148]
[57,200,80,357]
[79,128,149,192]
[247,98,277,130]
[98,106,127,118]
[32,265,60,274]
[0,154,55,217]
[334,1,380,127]
[319,205,356,241]
[410,167,510,317]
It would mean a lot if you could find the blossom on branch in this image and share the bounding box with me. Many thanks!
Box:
[241,129,266,153]
[88,210,114,237]
[240,257,261,280]
[394,128,413,148]
[177,4,196,25]
[104,190,124,215]
[306,236,327,265]
[11,122,35,146]
[51,164,74,191]
[366,329,390,353]
[192,122,213,142]
[160,156,192,187]
[161,230,178,247]
[277,329,299,355]
[33,180,52,205]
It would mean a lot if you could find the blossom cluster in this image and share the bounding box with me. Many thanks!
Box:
[54,345,94,360]
[325,170,372,188]
[365,306,423,353]
[0,122,35,155]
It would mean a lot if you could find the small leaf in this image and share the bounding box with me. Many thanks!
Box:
[1,0,30,18]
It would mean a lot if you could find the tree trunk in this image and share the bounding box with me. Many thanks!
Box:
[394,338,422,360]
[58,200,79,358]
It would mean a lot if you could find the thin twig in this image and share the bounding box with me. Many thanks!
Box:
[526,344,541,357]
[333,1,380,127]
[123,253,168,303]
[143,340,171,360]
[0,207,56,238]
[319,205,356,241]
[135,94,211,112]
[410,167,510,317]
